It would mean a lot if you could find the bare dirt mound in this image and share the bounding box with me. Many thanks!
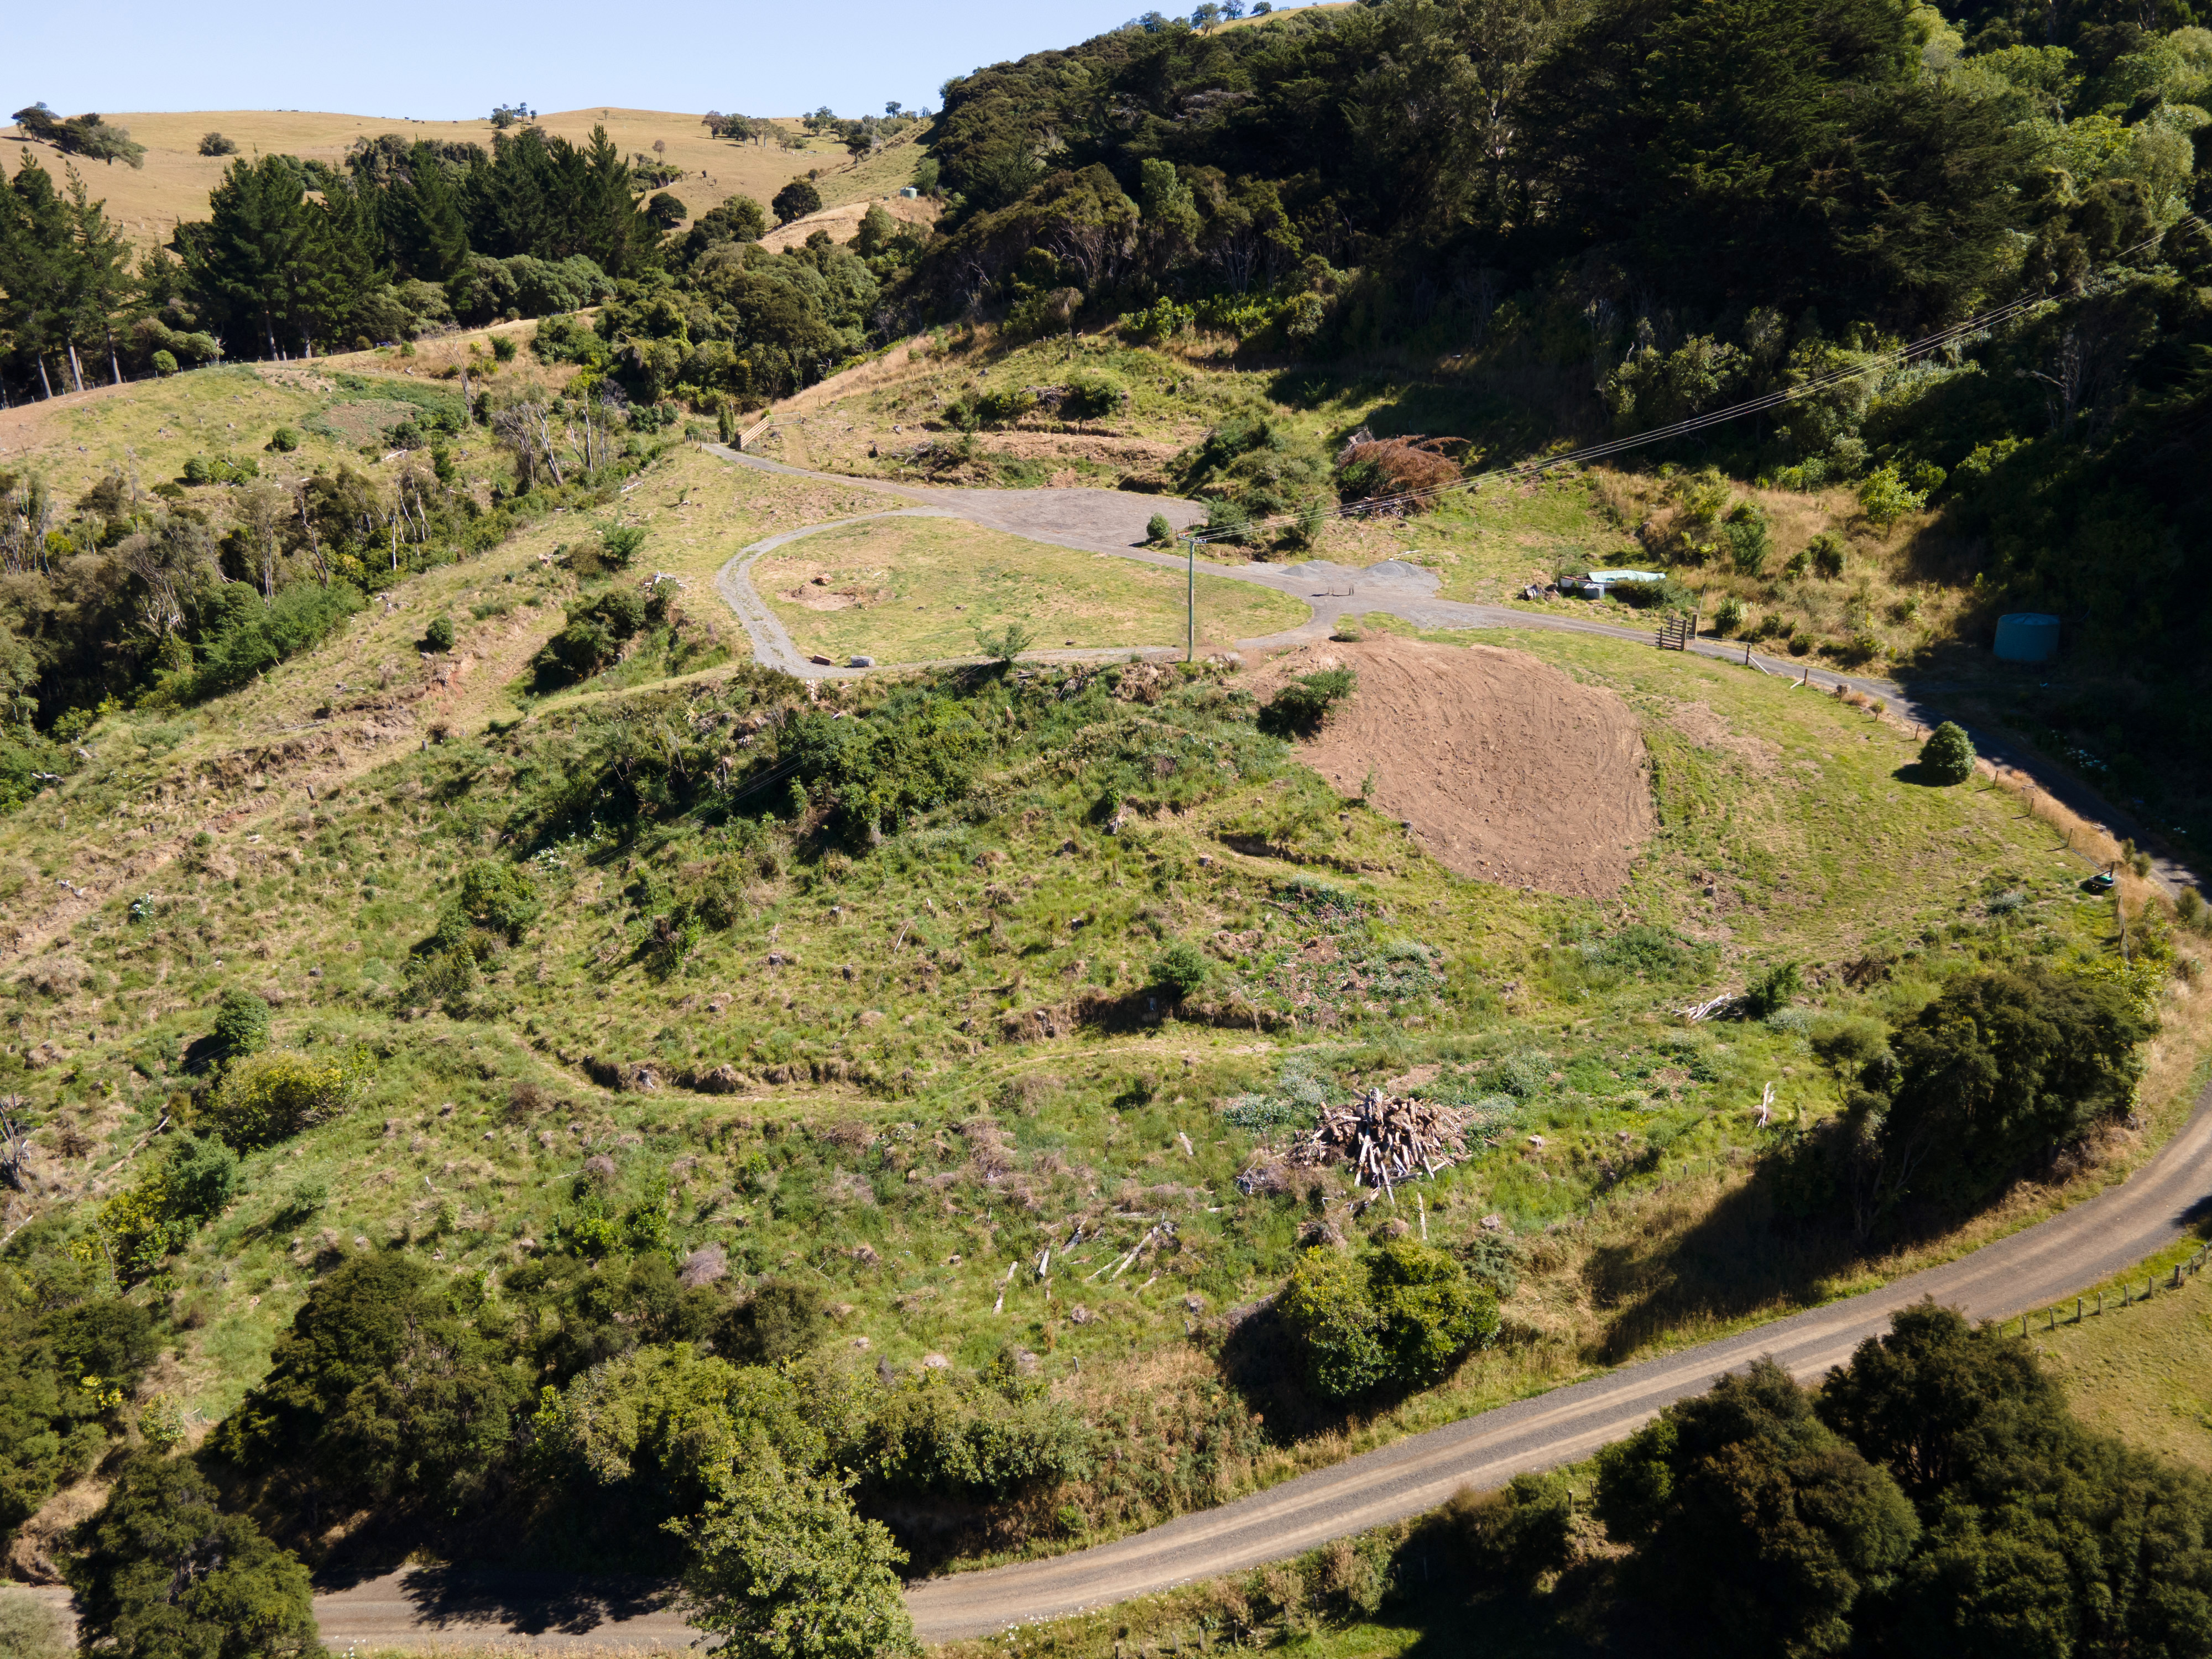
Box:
[1249,636,1654,898]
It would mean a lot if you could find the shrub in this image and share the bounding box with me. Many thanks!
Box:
[1712,594,1746,634]
[1149,940,1212,1001]
[1721,503,1771,576]
[1258,668,1355,736]
[1740,961,1803,1021]
[1060,368,1126,421]
[1279,1239,1498,1401]
[857,1368,1093,1501]
[150,349,178,378]
[1335,436,1461,507]
[201,1052,351,1151]
[265,427,299,453]
[599,523,647,568]
[64,1455,319,1659]
[1446,1472,1576,1587]
[447,859,540,943]
[972,623,1035,664]
[93,1136,239,1275]
[424,615,455,653]
[1856,465,1926,533]
[208,989,271,1067]
[491,334,517,363]
[197,132,238,157]
[1145,512,1174,546]
[1808,531,1846,578]
[1919,721,1975,784]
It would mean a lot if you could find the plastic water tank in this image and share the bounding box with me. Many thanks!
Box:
[1994,613,2060,662]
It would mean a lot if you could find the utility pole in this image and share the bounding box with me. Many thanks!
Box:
[1186,535,1196,662]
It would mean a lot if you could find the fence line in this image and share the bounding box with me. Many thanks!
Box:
[2016,1240,2209,1337]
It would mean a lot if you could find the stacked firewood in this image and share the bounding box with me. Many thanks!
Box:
[1291,1089,1468,1191]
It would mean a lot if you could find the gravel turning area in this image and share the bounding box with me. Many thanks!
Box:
[1249,636,1656,897]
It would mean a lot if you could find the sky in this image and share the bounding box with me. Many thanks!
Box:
[14,1,1323,121]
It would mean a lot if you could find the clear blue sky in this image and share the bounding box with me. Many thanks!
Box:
[16,1,1324,121]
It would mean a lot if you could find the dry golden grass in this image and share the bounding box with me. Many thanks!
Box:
[3,106,924,248]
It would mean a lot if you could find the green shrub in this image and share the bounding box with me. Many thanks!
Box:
[1740,961,1802,1021]
[1808,531,1846,578]
[63,1455,319,1659]
[1146,512,1174,545]
[149,349,178,378]
[93,1136,238,1277]
[448,859,539,943]
[424,615,456,653]
[491,334,518,363]
[1712,594,1746,634]
[1721,503,1771,576]
[1279,1239,1498,1401]
[1919,721,1975,784]
[1148,940,1211,1001]
[679,1459,918,1659]
[1061,368,1126,421]
[1258,668,1355,736]
[266,426,299,453]
[208,989,270,1067]
[201,1052,351,1152]
[857,1368,1093,1501]
[1446,1472,1577,1587]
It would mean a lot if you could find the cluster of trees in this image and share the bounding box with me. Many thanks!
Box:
[1579,1302,2212,1655]
[1785,963,2154,1236]
[0,119,664,393]
[910,0,2210,667]
[9,105,143,169]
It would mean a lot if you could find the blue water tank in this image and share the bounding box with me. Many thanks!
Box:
[1994,612,2060,662]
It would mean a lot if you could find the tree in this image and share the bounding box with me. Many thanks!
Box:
[1870,965,2152,1212]
[1279,1240,1498,1401]
[1919,721,1975,784]
[212,1251,526,1512]
[1594,1359,1919,1657]
[645,192,690,230]
[64,1455,319,1659]
[677,1458,919,1659]
[198,133,238,158]
[771,179,822,227]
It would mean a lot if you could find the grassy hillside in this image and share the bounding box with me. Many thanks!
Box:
[5,363,2206,1599]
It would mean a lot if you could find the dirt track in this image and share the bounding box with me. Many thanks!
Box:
[1251,637,1655,897]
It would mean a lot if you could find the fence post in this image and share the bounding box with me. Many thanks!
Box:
[2075,1297,2082,1324]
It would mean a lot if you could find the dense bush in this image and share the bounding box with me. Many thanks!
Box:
[64,1455,319,1659]
[1279,1240,1498,1401]
[1258,668,1355,737]
[200,1052,351,1152]
[213,1251,528,1511]
[0,1295,155,1543]
[1596,1359,1919,1656]
[206,988,270,1068]
[855,1368,1093,1502]
[771,178,823,225]
[1149,940,1212,1001]
[1869,965,2151,1211]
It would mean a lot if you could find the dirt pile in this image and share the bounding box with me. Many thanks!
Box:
[1249,635,1653,897]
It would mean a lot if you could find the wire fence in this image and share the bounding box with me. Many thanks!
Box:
[2015,1240,2210,1337]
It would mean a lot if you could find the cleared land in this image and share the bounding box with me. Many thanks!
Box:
[2,106,925,246]
[750,513,1309,660]
[1248,636,1656,898]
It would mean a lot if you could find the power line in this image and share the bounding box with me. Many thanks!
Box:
[1186,213,2208,545]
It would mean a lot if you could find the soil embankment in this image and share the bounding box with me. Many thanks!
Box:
[1250,635,1655,898]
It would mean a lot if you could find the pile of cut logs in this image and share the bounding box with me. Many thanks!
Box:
[1292,1089,1468,1194]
